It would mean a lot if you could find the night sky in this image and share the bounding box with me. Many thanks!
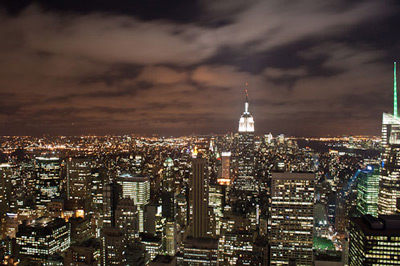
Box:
[0,0,399,136]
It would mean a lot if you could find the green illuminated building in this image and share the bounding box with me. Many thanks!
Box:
[356,165,379,217]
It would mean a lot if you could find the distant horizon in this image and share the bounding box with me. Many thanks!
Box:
[0,133,381,138]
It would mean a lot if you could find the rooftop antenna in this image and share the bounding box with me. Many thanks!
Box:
[395,62,398,117]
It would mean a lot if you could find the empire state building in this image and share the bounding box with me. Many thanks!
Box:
[235,89,257,193]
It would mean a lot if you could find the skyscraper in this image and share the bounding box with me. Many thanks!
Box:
[189,154,209,238]
[66,158,92,202]
[217,151,231,185]
[236,89,256,192]
[35,157,61,208]
[269,172,315,266]
[379,62,400,215]
[0,163,12,216]
[356,165,379,217]
[117,174,150,232]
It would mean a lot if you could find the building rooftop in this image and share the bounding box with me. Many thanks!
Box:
[183,237,219,249]
[118,173,149,181]
[352,215,400,235]
[151,255,176,263]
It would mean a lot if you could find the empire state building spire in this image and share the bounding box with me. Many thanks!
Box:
[244,89,249,113]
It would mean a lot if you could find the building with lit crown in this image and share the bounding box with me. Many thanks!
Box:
[379,62,400,215]
[235,89,256,193]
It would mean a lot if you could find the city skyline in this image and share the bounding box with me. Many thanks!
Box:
[0,1,399,136]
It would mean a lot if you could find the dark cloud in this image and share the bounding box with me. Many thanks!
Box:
[0,0,399,136]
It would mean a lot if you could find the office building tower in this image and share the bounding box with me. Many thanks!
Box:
[162,192,176,221]
[208,184,224,236]
[0,163,12,215]
[236,89,256,192]
[182,237,218,266]
[115,198,138,241]
[176,193,188,228]
[34,157,61,207]
[164,220,177,256]
[100,227,125,266]
[16,217,70,263]
[144,203,157,236]
[91,167,110,213]
[357,165,379,217]
[102,182,122,227]
[162,157,177,221]
[66,158,92,209]
[163,157,175,191]
[64,239,100,266]
[217,151,231,185]
[189,155,209,238]
[69,217,93,244]
[349,215,400,265]
[219,230,254,265]
[117,174,150,232]
[379,62,400,215]
[269,172,315,266]
[140,233,162,262]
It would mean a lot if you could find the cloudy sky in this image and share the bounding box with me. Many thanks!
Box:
[0,0,399,136]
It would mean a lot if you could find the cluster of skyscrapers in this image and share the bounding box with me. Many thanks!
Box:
[1,63,400,265]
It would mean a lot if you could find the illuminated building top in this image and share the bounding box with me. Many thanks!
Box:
[238,88,255,132]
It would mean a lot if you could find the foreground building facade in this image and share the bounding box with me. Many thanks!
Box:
[269,172,315,266]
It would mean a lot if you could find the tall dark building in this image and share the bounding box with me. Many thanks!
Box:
[0,163,12,216]
[189,154,209,238]
[349,215,400,265]
[102,182,122,227]
[236,89,256,192]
